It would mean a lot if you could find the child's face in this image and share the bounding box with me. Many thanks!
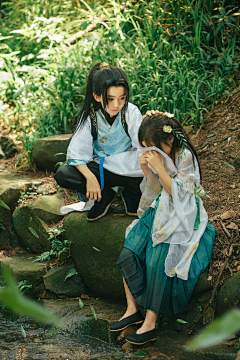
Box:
[160,140,173,156]
[94,86,126,116]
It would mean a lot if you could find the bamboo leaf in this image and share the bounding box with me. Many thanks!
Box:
[0,200,10,210]
[21,325,26,338]
[90,305,97,320]
[93,247,100,252]
[177,319,188,324]
[28,227,39,238]
[79,298,84,309]
[224,162,235,170]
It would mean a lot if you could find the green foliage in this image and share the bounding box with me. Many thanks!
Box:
[34,225,71,262]
[64,267,78,281]
[0,199,10,210]
[90,305,97,320]
[186,309,240,350]
[17,280,32,295]
[0,264,62,324]
[79,298,84,309]
[0,0,239,162]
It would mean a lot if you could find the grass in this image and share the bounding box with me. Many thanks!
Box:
[0,0,239,167]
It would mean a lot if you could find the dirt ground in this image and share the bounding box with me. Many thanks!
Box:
[1,88,240,297]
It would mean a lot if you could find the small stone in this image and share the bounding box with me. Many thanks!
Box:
[214,143,217,146]
[122,342,133,353]
[230,184,236,189]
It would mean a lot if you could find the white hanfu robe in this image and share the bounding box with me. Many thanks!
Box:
[126,147,208,281]
[67,103,143,178]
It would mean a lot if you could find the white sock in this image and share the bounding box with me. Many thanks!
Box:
[60,199,94,215]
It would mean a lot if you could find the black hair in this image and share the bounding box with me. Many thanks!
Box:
[138,114,201,177]
[75,63,129,132]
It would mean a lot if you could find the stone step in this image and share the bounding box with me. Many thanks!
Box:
[0,253,49,298]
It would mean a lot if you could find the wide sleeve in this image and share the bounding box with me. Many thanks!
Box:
[66,117,93,164]
[125,104,142,149]
[151,150,208,280]
[137,170,162,218]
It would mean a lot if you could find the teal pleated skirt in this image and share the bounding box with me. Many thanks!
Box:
[117,207,215,315]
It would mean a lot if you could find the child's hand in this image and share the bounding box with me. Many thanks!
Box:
[142,110,163,120]
[140,152,149,176]
[86,175,101,201]
[146,150,163,170]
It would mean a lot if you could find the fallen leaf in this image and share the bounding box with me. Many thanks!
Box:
[226,222,238,230]
[207,276,212,281]
[80,294,89,300]
[229,184,236,189]
[237,265,240,272]
[220,210,236,220]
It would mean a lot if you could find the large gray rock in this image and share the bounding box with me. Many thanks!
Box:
[216,272,240,315]
[0,174,42,221]
[0,253,49,298]
[64,212,134,299]
[32,134,71,172]
[192,270,213,296]
[30,193,65,224]
[43,264,87,298]
[13,204,50,254]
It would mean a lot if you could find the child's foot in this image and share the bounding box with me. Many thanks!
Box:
[126,327,157,345]
[109,310,144,332]
[86,188,116,221]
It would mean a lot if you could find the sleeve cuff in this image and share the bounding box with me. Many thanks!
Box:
[67,159,86,166]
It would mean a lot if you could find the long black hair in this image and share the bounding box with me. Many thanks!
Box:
[75,63,129,132]
[138,114,201,177]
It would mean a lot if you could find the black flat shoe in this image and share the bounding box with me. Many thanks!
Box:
[109,310,144,332]
[87,188,116,221]
[120,189,139,216]
[126,328,157,345]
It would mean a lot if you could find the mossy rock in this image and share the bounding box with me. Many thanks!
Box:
[216,272,240,315]
[30,193,65,224]
[32,134,71,172]
[13,204,50,254]
[64,212,136,299]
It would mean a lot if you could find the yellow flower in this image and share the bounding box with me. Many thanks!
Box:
[163,125,172,133]
[170,267,175,275]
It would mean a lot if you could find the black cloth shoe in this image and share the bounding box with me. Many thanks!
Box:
[126,328,157,345]
[109,310,144,332]
[86,188,116,221]
[121,189,139,216]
